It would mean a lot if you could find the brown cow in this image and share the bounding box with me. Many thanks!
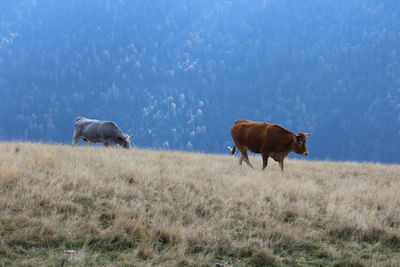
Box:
[230,120,309,171]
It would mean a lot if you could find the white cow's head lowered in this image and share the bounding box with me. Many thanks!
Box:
[121,134,133,149]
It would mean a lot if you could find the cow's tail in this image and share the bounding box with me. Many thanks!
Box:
[228,145,236,155]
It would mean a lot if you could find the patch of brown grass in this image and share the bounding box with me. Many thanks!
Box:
[0,142,400,266]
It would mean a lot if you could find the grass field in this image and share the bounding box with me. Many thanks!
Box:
[1,142,400,266]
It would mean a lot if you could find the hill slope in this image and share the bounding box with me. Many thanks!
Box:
[1,142,400,266]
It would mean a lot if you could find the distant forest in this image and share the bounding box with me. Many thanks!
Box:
[1,0,399,163]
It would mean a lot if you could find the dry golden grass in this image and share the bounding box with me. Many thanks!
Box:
[1,142,400,266]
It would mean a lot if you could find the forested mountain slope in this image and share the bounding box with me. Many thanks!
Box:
[1,1,399,162]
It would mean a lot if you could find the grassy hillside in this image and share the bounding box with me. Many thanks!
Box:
[1,142,400,266]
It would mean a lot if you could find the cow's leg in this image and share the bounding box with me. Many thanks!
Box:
[83,139,89,146]
[262,153,269,170]
[239,148,254,169]
[71,131,80,146]
[72,138,79,146]
[233,143,243,165]
[103,141,110,147]
[279,159,284,171]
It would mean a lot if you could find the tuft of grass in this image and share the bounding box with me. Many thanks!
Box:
[248,250,278,267]
[333,258,365,267]
[383,234,400,250]
[281,210,297,223]
[329,225,357,241]
[1,142,400,266]
[99,212,116,229]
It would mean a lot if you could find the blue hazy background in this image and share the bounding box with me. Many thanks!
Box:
[1,0,399,163]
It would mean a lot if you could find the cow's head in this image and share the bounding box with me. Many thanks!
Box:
[293,133,310,156]
[119,134,133,149]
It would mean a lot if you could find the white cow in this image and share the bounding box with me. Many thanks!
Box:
[72,117,132,148]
